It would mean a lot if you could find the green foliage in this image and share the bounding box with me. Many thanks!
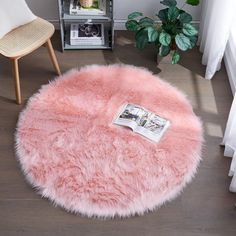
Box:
[175,33,191,51]
[186,0,200,6]
[126,0,200,64]
[179,12,192,23]
[157,8,169,22]
[146,27,159,42]
[182,23,198,36]
[135,27,159,47]
[159,45,170,56]
[135,29,149,49]
[139,17,154,27]
[160,0,177,7]
[167,6,179,21]
[125,20,140,31]
[159,32,171,46]
[128,12,143,20]
[189,36,198,49]
[172,51,180,64]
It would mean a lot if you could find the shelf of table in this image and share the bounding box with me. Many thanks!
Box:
[63,21,113,50]
[62,0,112,21]
[58,0,114,51]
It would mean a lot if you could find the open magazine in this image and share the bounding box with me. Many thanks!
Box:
[113,103,170,143]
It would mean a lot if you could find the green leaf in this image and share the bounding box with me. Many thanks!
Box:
[159,45,170,57]
[189,36,198,49]
[182,23,198,36]
[128,12,143,20]
[139,17,154,27]
[168,6,180,21]
[159,32,171,46]
[162,23,177,35]
[179,9,186,14]
[146,27,159,42]
[175,33,191,51]
[135,29,148,50]
[186,0,200,6]
[179,12,192,23]
[160,0,177,7]
[155,38,161,47]
[157,8,169,22]
[172,51,180,64]
[125,20,140,31]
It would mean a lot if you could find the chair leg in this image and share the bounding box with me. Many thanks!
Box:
[45,39,61,76]
[12,58,22,105]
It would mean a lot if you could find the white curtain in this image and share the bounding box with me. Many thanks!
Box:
[199,0,236,192]
[198,0,236,79]
[222,95,236,192]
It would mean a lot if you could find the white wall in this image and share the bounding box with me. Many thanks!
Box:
[114,0,201,29]
[26,0,59,22]
[26,0,201,30]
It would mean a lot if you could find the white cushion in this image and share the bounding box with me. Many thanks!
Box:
[0,0,36,39]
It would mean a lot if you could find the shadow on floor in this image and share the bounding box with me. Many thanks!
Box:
[103,31,161,74]
[178,47,206,78]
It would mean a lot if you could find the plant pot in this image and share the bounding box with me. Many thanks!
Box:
[80,0,93,8]
[157,53,173,65]
[157,40,177,65]
[157,40,179,65]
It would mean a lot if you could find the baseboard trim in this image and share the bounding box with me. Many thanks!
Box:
[48,19,200,31]
[114,19,200,30]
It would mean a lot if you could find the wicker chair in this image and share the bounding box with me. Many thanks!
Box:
[0,17,61,104]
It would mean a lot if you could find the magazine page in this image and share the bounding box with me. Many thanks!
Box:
[113,103,170,143]
[134,113,170,142]
[70,23,104,46]
[113,104,148,131]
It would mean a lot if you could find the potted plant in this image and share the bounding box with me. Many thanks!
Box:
[125,0,200,64]
[80,0,94,8]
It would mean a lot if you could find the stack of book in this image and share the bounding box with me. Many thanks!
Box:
[70,23,104,46]
[69,0,106,16]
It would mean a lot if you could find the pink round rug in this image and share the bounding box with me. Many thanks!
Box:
[16,64,203,218]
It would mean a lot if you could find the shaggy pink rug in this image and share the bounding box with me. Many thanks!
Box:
[15,64,203,218]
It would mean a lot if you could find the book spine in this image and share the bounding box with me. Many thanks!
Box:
[70,37,103,41]
[70,41,104,46]
[70,24,79,40]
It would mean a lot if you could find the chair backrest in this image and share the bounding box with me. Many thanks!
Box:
[0,0,36,39]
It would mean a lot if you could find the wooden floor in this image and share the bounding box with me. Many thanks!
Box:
[0,31,235,236]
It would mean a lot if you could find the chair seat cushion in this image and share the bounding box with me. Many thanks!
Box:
[0,17,55,58]
[0,0,36,39]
